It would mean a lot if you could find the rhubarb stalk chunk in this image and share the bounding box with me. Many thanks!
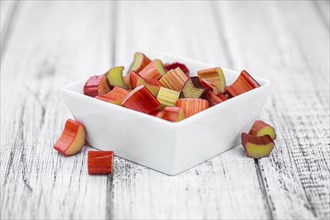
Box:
[159,67,189,91]
[241,133,275,159]
[249,120,276,140]
[106,66,129,89]
[54,119,86,156]
[95,86,130,105]
[181,77,210,98]
[88,151,114,174]
[128,52,151,73]
[197,67,226,93]
[176,98,209,117]
[162,107,185,122]
[130,71,161,97]
[138,59,166,80]
[157,87,180,107]
[226,70,260,97]
[205,91,227,106]
[164,62,190,77]
[84,75,111,97]
[122,85,160,113]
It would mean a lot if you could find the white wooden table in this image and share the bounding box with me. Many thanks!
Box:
[1,1,329,219]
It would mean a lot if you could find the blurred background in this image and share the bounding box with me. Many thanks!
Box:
[1,1,329,219]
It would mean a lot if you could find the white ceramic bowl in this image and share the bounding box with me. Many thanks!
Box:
[62,53,271,175]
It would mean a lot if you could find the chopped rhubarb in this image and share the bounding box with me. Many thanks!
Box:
[54,119,86,156]
[106,66,129,89]
[157,87,181,107]
[217,92,229,101]
[164,62,190,77]
[199,78,221,95]
[197,67,226,93]
[241,133,275,159]
[123,74,132,89]
[249,120,276,140]
[226,70,260,97]
[150,109,164,118]
[181,77,210,98]
[138,59,165,80]
[128,52,151,73]
[162,107,185,122]
[176,98,209,118]
[84,75,111,97]
[88,151,114,174]
[205,91,226,106]
[159,67,189,91]
[130,71,161,97]
[122,85,160,113]
[95,86,130,105]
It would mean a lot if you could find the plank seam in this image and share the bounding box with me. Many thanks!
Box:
[209,1,234,68]
[106,1,118,219]
[0,0,20,59]
[312,0,330,29]
[254,159,274,219]
[111,1,118,66]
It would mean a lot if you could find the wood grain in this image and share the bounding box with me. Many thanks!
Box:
[1,1,114,219]
[214,1,330,219]
[1,1,329,219]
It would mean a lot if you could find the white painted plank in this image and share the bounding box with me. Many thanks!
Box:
[0,1,114,219]
[215,1,329,219]
[0,0,19,55]
[314,0,330,26]
[111,1,270,219]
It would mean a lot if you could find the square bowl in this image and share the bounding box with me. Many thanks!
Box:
[61,53,271,175]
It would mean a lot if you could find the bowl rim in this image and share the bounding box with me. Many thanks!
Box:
[62,55,271,127]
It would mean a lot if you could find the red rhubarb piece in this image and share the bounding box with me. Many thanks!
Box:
[95,86,130,105]
[54,119,86,156]
[162,107,185,122]
[227,70,260,97]
[88,151,114,174]
[241,133,275,159]
[176,98,209,117]
[138,59,165,80]
[122,85,160,113]
[164,62,190,77]
[84,75,111,97]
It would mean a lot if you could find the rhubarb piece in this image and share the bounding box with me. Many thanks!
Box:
[199,78,221,95]
[217,92,229,101]
[164,62,190,77]
[130,71,161,97]
[95,86,130,105]
[157,87,180,107]
[181,77,210,98]
[138,59,165,80]
[123,74,132,89]
[122,85,160,113]
[159,67,189,91]
[162,107,185,122]
[106,66,129,89]
[226,70,260,97]
[88,151,114,174]
[84,75,111,97]
[128,52,151,73]
[205,91,226,106]
[176,98,209,117]
[54,119,86,156]
[150,109,164,118]
[241,133,275,159]
[249,120,276,140]
[197,67,226,93]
